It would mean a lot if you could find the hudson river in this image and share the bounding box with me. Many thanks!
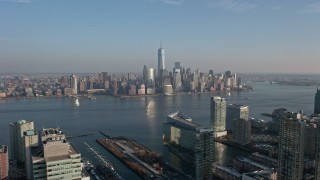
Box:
[0,82,316,179]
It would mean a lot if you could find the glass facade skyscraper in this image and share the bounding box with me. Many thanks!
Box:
[210,96,227,137]
[163,111,214,180]
[158,47,165,78]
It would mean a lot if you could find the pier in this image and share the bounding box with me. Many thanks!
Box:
[97,136,163,179]
[84,141,123,180]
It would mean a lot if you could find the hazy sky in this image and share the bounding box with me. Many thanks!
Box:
[0,0,320,74]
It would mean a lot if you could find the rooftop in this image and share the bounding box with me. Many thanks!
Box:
[41,128,64,137]
[167,111,213,132]
[213,164,242,177]
[228,104,249,109]
[235,157,270,170]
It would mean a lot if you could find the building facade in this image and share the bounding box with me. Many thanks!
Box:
[277,112,305,180]
[163,111,214,179]
[70,74,77,95]
[0,145,8,180]
[232,118,251,145]
[226,104,249,131]
[31,128,82,180]
[315,88,320,114]
[158,47,165,78]
[210,96,227,137]
[9,120,37,164]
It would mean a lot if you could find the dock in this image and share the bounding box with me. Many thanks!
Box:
[84,141,123,180]
[97,136,163,179]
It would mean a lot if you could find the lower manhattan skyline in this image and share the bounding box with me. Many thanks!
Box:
[0,0,320,73]
[2,1,320,180]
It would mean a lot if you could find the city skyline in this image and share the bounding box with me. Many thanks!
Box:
[0,0,320,73]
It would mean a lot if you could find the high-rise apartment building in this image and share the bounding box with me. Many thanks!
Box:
[9,120,37,164]
[163,111,214,179]
[277,112,305,180]
[30,128,82,180]
[9,120,38,179]
[210,96,227,137]
[232,118,251,145]
[226,104,249,131]
[0,145,8,180]
[70,74,77,95]
[315,88,320,114]
[315,122,320,179]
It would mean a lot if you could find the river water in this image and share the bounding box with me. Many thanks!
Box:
[0,82,316,179]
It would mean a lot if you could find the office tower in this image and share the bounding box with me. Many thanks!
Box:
[209,69,214,77]
[113,80,118,96]
[101,72,108,88]
[277,112,305,180]
[163,111,214,179]
[237,77,242,87]
[158,46,165,78]
[146,68,155,94]
[173,71,182,92]
[30,128,81,180]
[210,96,227,137]
[174,62,181,70]
[128,84,137,96]
[315,88,320,114]
[0,145,8,180]
[143,65,147,82]
[70,74,77,95]
[232,118,251,145]
[225,70,232,78]
[60,76,68,88]
[226,104,249,131]
[79,79,86,93]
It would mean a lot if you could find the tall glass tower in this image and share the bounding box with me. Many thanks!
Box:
[70,74,78,95]
[163,111,213,179]
[158,45,165,78]
[315,88,320,114]
[210,96,227,137]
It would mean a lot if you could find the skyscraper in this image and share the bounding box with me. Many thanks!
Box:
[158,45,165,78]
[9,120,38,179]
[277,112,305,180]
[315,88,320,114]
[315,122,320,179]
[210,96,227,137]
[30,128,82,180]
[163,111,214,179]
[101,72,108,89]
[226,104,249,131]
[146,68,155,94]
[9,120,36,164]
[0,145,8,180]
[232,118,251,145]
[70,74,77,95]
